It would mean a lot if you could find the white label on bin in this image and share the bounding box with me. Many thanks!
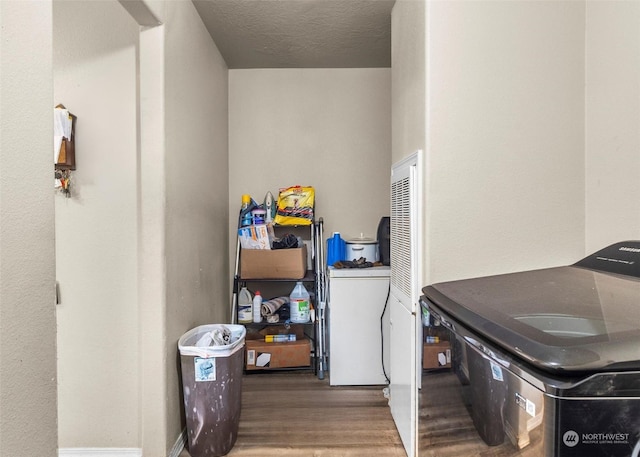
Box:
[194,357,216,382]
[490,361,504,382]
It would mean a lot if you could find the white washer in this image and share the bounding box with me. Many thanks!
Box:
[328,266,391,386]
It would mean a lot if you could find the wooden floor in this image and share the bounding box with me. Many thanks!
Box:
[180,370,541,457]
[180,371,405,457]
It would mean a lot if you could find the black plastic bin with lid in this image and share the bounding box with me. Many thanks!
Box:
[178,324,246,457]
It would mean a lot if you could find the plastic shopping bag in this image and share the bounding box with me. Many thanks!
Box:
[274,185,315,226]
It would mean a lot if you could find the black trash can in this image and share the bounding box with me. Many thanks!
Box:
[178,324,246,457]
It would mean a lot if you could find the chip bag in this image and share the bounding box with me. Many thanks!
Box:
[274,186,315,226]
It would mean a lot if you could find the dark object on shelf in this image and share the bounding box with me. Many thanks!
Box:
[333,257,381,269]
[377,216,390,266]
[273,233,299,249]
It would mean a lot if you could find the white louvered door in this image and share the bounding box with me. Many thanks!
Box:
[389,151,422,457]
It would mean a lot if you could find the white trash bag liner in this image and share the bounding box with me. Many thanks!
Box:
[178,324,246,358]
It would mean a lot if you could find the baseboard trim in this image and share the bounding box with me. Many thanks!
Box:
[58,429,186,457]
[169,428,187,457]
[58,449,142,457]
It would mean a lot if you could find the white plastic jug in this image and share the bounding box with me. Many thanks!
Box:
[289,281,310,323]
[238,287,253,324]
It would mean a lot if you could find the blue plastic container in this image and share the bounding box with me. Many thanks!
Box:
[326,232,345,266]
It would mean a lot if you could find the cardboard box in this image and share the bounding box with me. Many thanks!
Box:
[240,247,307,279]
[423,341,451,370]
[245,335,311,370]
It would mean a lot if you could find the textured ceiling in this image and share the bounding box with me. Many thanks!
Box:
[192,0,395,69]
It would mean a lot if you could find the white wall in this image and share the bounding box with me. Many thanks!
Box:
[0,2,58,456]
[161,1,229,452]
[53,0,140,447]
[585,1,640,252]
[53,0,229,453]
[425,1,586,283]
[137,13,168,457]
[228,68,391,263]
[391,0,428,286]
[391,0,426,166]
[391,0,640,284]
